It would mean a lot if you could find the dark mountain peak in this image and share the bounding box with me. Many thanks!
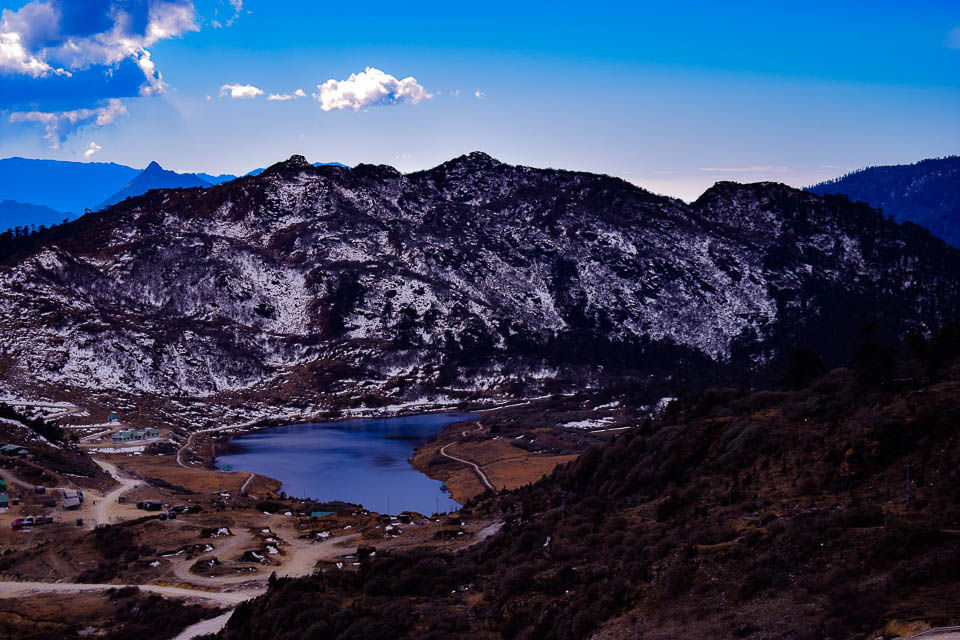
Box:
[693,181,829,234]
[96,161,212,210]
[262,154,313,176]
[439,151,504,172]
[350,163,402,181]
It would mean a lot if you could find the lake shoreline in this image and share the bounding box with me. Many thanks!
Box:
[213,412,480,515]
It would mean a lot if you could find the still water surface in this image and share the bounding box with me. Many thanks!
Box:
[216,413,477,515]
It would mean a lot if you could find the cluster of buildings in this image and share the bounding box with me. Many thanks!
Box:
[111,427,160,444]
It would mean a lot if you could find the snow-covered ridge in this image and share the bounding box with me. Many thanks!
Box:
[1,153,958,427]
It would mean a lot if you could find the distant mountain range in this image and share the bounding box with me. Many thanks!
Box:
[807,156,960,246]
[0,200,70,233]
[97,161,213,210]
[0,157,347,231]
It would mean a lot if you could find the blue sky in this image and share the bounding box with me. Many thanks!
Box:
[1,0,958,200]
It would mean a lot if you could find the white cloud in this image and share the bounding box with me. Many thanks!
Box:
[314,67,431,111]
[474,89,485,99]
[83,141,102,158]
[947,27,960,49]
[0,0,198,94]
[10,98,127,148]
[220,83,264,99]
[267,88,306,101]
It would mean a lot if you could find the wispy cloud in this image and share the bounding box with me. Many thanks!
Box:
[9,99,127,148]
[267,88,306,101]
[947,27,960,49]
[220,83,264,99]
[83,141,102,158]
[212,0,245,28]
[313,67,431,111]
[697,166,787,173]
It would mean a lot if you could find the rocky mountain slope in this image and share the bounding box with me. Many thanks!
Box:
[0,153,958,428]
[808,156,960,247]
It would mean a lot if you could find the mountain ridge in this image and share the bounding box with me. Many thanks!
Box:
[0,153,958,430]
[807,156,960,247]
[96,160,213,210]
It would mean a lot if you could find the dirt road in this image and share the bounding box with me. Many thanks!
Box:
[0,580,258,605]
[173,611,236,640]
[440,442,495,492]
[90,458,141,528]
[276,531,361,578]
[0,467,36,491]
[240,472,256,494]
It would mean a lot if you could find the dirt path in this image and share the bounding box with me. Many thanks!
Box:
[173,610,236,640]
[240,472,256,494]
[276,532,361,578]
[176,430,200,469]
[440,442,495,492]
[0,580,258,605]
[0,467,36,491]
[909,629,960,639]
[170,528,264,587]
[90,458,141,528]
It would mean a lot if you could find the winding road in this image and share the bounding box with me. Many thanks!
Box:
[439,442,495,492]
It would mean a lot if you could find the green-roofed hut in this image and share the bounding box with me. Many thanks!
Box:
[0,444,28,457]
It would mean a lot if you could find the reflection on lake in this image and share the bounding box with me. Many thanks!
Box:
[216,413,477,515]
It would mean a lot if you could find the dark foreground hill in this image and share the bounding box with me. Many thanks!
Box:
[212,327,960,640]
[808,156,960,247]
[1,153,959,428]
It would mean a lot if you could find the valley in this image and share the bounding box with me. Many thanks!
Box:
[0,153,958,639]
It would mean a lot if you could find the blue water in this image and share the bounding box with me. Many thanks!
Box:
[216,413,478,515]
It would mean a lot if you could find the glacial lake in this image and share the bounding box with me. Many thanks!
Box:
[216,412,478,515]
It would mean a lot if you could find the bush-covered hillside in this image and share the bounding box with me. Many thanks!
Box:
[808,156,960,247]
